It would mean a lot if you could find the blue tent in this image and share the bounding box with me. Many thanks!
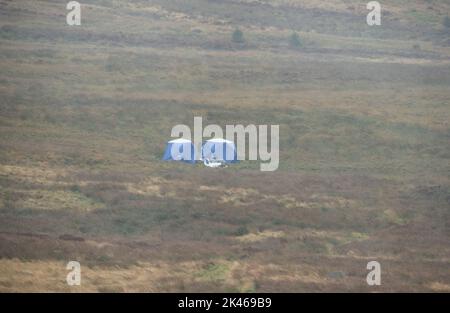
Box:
[202,138,238,163]
[162,138,195,163]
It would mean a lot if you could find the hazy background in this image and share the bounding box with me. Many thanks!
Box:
[0,0,449,292]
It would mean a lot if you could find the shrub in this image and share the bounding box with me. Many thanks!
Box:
[234,226,249,236]
[444,16,450,29]
[232,28,244,43]
[289,32,301,48]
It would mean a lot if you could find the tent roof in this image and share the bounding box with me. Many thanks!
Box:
[168,138,192,144]
[205,138,234,144]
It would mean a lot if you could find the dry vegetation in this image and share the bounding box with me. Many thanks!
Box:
[0,0,449,292]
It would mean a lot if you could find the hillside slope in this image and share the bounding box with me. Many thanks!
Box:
[0,0,449,292]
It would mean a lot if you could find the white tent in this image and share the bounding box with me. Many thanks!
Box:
[202,138,238,163]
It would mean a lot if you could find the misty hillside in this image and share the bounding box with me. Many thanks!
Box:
[0,0,449,292]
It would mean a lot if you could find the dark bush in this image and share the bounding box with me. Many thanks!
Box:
[289,32,301,48]
[232,28,244,43]
[234,226,249,236]
[444,16,450,29]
